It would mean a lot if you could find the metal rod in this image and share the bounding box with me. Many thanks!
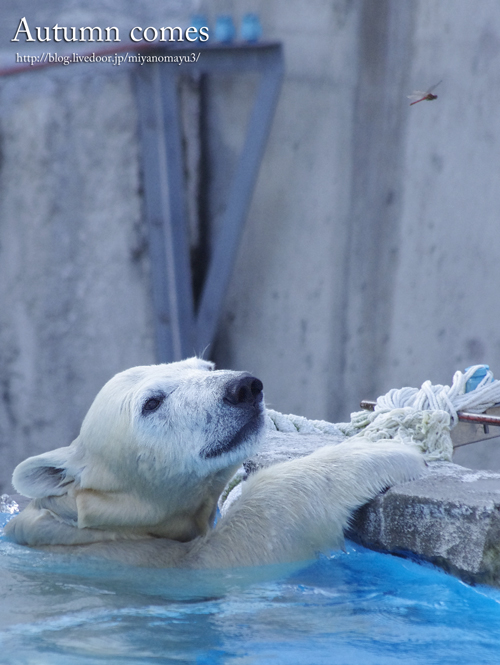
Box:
[195,46,284,353]
[452,437,500,450]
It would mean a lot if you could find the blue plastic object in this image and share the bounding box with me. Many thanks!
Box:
[214,15,236,43]
[465,364,490,392]
[241,13,263,42]
[189,14,209,41]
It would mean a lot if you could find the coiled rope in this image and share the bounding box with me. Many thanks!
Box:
[266,365,500,462]
[373,365,500,427]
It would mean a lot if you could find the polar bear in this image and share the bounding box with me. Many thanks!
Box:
[4,358,425,568]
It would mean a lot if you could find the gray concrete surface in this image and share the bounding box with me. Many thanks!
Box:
[0,2,195,492]
[451,410,500,472]
[349,462,500,587]
[2,1,500,491]
[0,65,157,488]
[244,427,345,473]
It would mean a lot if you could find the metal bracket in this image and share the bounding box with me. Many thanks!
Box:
[135,42,284,362]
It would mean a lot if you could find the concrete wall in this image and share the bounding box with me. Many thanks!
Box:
[212,1,500,441]
[1,1,500,490]
[212,0,362,420]
[0,1,199,491]
[0,66,157,487]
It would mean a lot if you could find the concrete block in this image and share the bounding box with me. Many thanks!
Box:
[244,428,345,472]
[349,462,500,587]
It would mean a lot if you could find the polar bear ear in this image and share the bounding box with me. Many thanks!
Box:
[171,357,215,372]
[12,446,80,499]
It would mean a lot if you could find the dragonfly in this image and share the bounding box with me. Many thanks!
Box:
[408,80,442,106]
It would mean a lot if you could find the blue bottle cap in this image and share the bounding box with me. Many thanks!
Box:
[241,13,262,42]
[214,15,236,43]
[189,14,209,40]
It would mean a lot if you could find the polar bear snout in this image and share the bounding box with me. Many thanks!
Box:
[223,374,263,408]
[198,373,264,460]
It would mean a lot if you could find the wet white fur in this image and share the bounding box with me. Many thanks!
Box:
[5,359,425,568]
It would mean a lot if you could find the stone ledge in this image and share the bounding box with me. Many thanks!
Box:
[348,462,500,586]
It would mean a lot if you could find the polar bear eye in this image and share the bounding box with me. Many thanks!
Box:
[141,393,165,415]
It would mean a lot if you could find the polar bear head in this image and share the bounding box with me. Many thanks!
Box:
[10,358,265,544]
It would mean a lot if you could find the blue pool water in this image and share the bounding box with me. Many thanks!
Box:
[2,509,500,665]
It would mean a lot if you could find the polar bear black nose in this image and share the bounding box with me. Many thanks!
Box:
[223,374,263,407]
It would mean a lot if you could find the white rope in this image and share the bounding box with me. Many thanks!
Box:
[265,409,342,436]
[374,365,500,427]
[347,408,453,461]
[265,365,500,463]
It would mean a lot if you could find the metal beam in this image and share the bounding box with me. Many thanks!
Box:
[135,42,284,363]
